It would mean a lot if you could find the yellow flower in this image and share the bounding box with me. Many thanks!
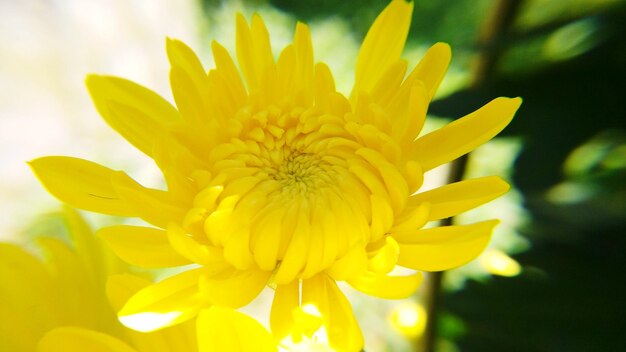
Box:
[30,0,521,350]
[0,209,276,352]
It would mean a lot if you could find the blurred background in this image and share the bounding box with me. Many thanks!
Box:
[1,0,624,351]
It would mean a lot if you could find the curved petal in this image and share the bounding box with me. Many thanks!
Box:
[166,38,209,102]
[167,39,214,129]
[348,271,423,299]
[98,225,191,268]
[167,223,229,271]
[62,206,108,284]
[397,220,499,272]
[110,172,188,228]
[405,42,452,100]
[0,244,56,351]
[37,238,116,329]
[270,281,299,340]
[85,75,180,157]
[30,156,134,216]
[410,97,522,171]
[38,327,138,352]
[293,22,314,100]
[407,176,510,221]
[118,269,206,332]
[302,274,363,352]
[197,307,276,352]
[199,267,270,309]
[106,274,152,312]
[236,14,274,93]
[211,41,246,108]
[352,0,413,98]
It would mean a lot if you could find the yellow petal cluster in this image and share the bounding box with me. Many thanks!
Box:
[30,0,521,350]
[0,209,277,352]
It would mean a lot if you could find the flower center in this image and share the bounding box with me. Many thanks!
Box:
[268,152,333,196]
[181,104,403,283]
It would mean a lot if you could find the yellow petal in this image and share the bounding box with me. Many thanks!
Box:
[211,41,246,108]
[407,176,510,221]
[274,211,311,285]
[236,14,274,93]
[30,156,134,216]
[370,59,408,107]
[367,236,400,274]
[196,307,276,352]
[170,66,210,127]
[110,172,188,228]
[199,267,270,308]
[99,225,191,268]
[410,97,522,171]
[0,244,56,351]
[391,202,430,234]
[397,220,499,271]
[166,38,214,132]
[326,244,367,281]
[352,0,413,98]
[106,273,152,312]
[118,269,205,332]
[151,135,202,203]
[405,42,452,100]
[270,281,299,340]
[314,62,335,111]
[62,206,108,285]
[85,75,180,157]
[106,274,200,352]
[348,271,423,299]
[167,223,230,271]
[293,22,314,99]
[38,327,138,352]
[37,238,119,332]
[302,274,364,352]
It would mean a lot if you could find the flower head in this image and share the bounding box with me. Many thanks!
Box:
[31,0,521,350]
[0,209,278,352]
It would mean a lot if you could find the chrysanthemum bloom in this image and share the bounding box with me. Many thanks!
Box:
[0,209,277,352]
[31,0,521,350]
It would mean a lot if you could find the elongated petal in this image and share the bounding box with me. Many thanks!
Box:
[397,220,498,271]
[86,75,179,157]
[294,22,314,99]
[110,172,188,228]
[99,225,191,268]
[270,281,299,340]
[166,38,209,101]
[410,97,522,171]
[199,267,270,308]
[118,269,205,332]
[167,39,214,130]
[352,0,413,98]
[106,274,152,311]
[30,156,134,216]
[167,223,230,271]
[302,274,363,352]
[37,238,114,329]
[408,176,510,221]
[38,327,138,352]
[0,244,56,351]
[348,271,423,299]
[62,206,107,284]
[211,41,246,107]
[236,14,274,93]
[406,42,452,100]
[197,307,276,352]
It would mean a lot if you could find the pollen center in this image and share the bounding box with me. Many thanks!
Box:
[268,152,332,195]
